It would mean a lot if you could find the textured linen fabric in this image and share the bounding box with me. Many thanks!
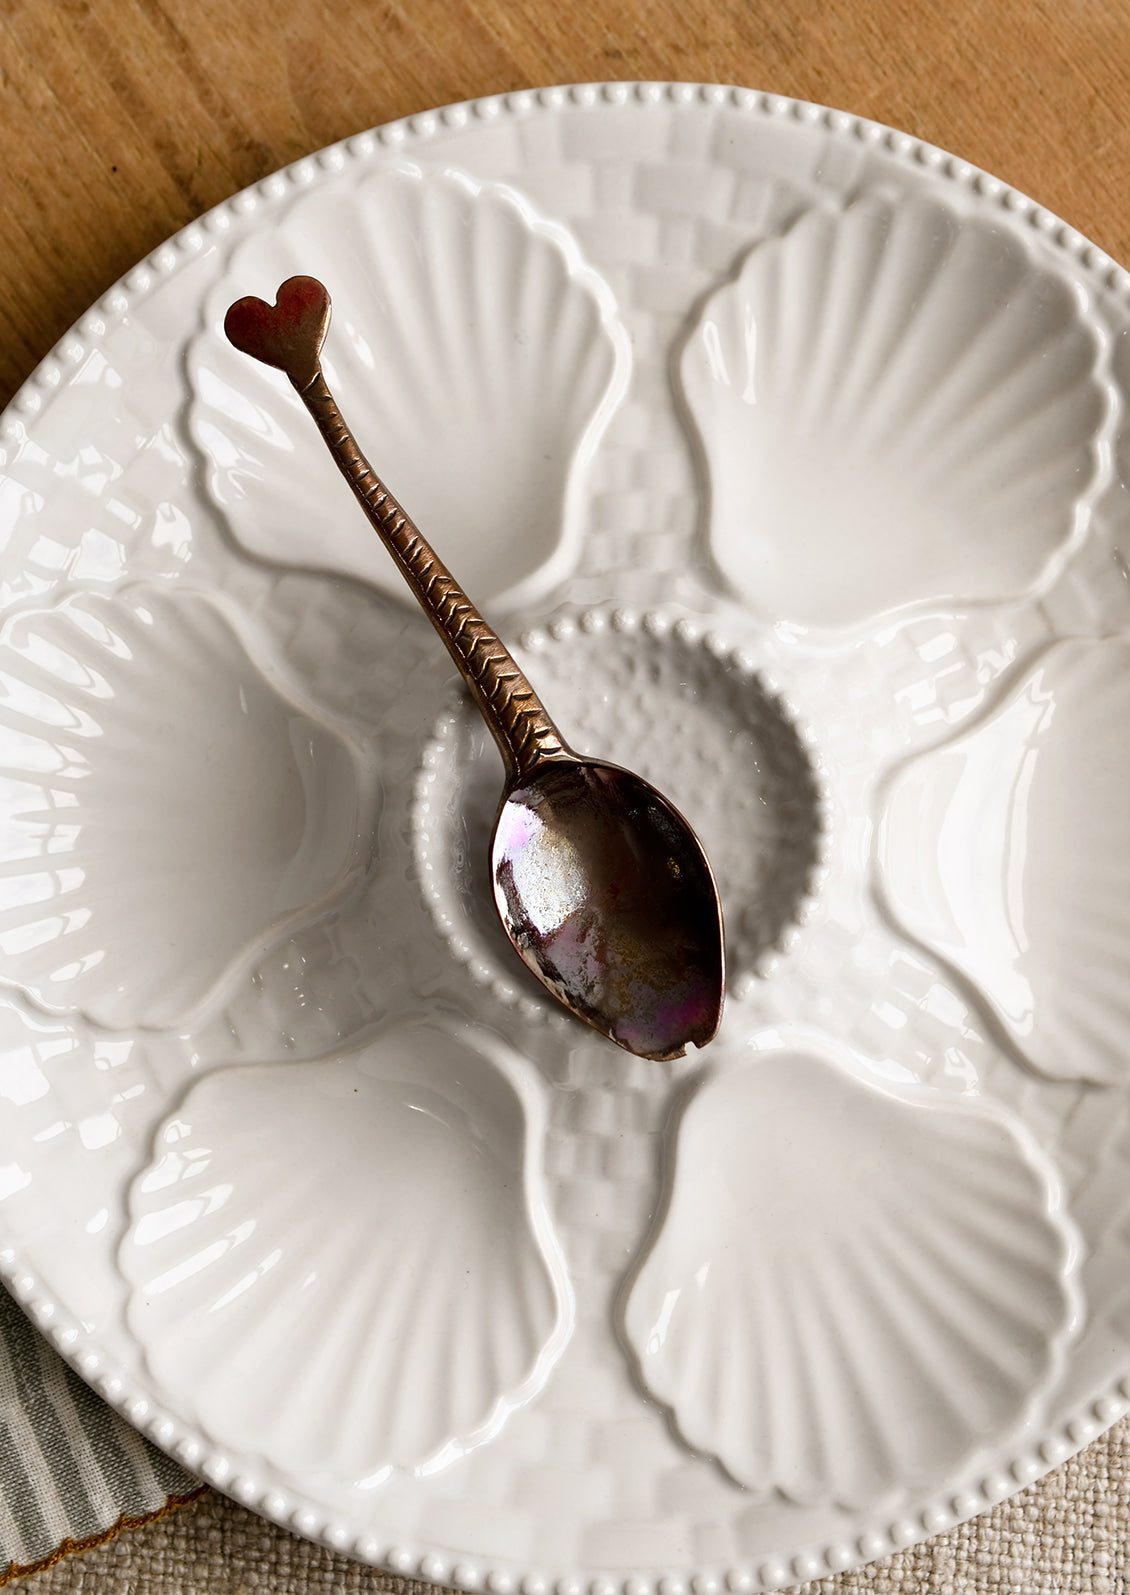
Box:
[0,1286,199,1578]
[4,1419,1130,1595]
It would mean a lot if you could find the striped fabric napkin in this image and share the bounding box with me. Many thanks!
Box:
[0,1283,199,1580]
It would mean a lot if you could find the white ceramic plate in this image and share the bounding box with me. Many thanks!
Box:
[2,84,1130,1594]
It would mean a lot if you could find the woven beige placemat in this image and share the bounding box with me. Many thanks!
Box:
[6,1415,1129,1595]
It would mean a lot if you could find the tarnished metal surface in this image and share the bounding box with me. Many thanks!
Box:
[225,276,724,1058]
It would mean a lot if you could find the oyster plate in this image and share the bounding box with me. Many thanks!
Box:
[1,84,1130,1593]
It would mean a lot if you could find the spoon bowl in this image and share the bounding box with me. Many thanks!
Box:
[494,760,723,1059]
[224,275,724,1060]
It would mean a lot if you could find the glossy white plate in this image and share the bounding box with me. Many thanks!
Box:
[2,83,1130,1594]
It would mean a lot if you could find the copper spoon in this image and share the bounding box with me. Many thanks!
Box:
[224,275,724,1061]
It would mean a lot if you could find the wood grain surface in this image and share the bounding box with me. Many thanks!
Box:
[1,0,1129,411]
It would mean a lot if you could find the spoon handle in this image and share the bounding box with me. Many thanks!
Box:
[300,369,568,777]
[224,276,569,781]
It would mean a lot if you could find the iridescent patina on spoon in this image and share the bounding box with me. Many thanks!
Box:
[224,276,724,1061]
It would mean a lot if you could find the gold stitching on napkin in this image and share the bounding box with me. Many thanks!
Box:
[0,1485,209,1587]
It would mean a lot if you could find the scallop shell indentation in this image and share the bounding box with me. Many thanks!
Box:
[680,192,1115,629]
[119,1020,573,1481]
[0,585,375,1030]
[188,163,631,613]
[622,1039,1078,1510]
[876,636,1130,1084]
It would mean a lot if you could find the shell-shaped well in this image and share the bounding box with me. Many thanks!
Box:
[119,1020,573,1483]
[621,1038,1078,1510]
[680,192,1115,630]
[0,585,375,1030]
[188,163,631,611]
[876,637,1130,1084]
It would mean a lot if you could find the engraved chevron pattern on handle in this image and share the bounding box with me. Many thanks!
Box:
[300,371,567,779]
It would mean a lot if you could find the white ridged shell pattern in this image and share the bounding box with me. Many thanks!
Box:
[119,1019,573,1482]
[680,192,1116,629]
[187,163,631,613]
[622,1038,1080,1510]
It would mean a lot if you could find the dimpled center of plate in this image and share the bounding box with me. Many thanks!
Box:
[413,614,823,1011]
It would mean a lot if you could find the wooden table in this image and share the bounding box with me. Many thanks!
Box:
[3,0,1130,415]
[3,2,1129,1590]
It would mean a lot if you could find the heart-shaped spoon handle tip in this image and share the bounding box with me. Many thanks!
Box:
[223,275,331,390]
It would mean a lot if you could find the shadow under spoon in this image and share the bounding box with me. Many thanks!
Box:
[223,274,725,1062]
